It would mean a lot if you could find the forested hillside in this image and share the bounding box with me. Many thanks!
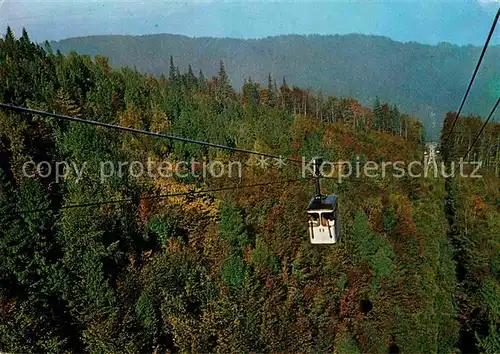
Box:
[0,28,499,353]
[49,33,500,139]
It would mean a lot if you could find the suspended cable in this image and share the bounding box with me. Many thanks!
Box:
[1,178,309,218]
[453,96,500,175]
[0,103,303,164]
[442,6,500,147]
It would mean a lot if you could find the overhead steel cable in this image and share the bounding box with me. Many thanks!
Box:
[453,96,500,175]
[0,103,303,164]
[1,178,309,218]
[442,6,500,148]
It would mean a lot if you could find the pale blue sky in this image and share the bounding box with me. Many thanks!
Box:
[0,0,499,45]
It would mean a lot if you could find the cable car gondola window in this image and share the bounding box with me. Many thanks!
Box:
[322,212,334,226]
[309,213,320,226]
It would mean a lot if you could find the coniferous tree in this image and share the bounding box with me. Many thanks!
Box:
[175,67,181,83]
[373,97,382,130]
[390,105,400,135]
[267,73,276,108]
[216,60,232,105]
[4,26,16,55]
[198,69,207,92]
[55,88,81,117]
[242,78,260,107]
[280,77,292,111]
[169,55,176,83]
[272,78,278,107]
[186,64,197,89]
[18,28,32,59]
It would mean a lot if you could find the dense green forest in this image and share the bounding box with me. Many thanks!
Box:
[0,27,499,353]
[50,33,500,139]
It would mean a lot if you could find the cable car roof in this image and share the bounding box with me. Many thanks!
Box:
[307,194,338,211]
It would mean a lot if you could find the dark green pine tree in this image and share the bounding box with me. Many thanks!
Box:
[273,78,278,102]
[3,26,16,56]
[175,67,181,84]
[216,60,232,104]
[267,73,276,107]
[186,64,197,89]
[198,69,207,92]
[169,55,177,83]
[242,77,260,107]
[390,105,400,135]
[373,97,382,131]
[43,40,54,55]
[18,28,33,59]
[280,77,292,111]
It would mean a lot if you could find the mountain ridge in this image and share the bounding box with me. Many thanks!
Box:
[52,32,500,48]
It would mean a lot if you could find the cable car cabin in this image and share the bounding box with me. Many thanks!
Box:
[307,194,341,244]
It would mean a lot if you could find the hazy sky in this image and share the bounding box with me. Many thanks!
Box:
[0,0,499,45]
